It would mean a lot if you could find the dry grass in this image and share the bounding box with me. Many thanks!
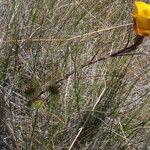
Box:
[0,0,150,149]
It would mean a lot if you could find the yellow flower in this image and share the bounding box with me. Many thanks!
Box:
[133,1,150,36]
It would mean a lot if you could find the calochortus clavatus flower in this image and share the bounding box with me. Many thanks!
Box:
[133,1,150,36]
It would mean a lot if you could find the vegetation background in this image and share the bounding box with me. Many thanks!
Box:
[0,0,150,149]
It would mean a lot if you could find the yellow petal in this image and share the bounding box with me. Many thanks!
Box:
[134,1,150,17]
[134,15,150,29]
[136,28,150,36]
[133,1,150,36]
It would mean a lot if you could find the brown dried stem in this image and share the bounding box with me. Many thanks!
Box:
[37,35,144,98]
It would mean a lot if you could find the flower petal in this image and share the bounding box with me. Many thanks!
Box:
[133,1,150,36]
[134,1,150,17]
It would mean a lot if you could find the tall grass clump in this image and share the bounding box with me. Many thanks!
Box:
[0,0,150,149]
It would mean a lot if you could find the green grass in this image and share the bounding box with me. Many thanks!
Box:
[0,0,150,149]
